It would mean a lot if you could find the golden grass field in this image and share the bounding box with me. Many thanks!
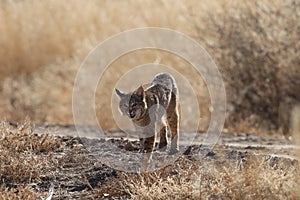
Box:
[0,0,299,199]
[0,0,299,135]
[0,0,211,131]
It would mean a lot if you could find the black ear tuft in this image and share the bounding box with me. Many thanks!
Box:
[115,88,125,98]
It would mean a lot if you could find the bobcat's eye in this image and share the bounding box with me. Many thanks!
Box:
[131,103,137,108]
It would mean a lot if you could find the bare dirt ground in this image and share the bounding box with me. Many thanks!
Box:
[25,124,298,199]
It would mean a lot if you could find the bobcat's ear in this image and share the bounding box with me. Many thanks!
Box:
[136,85,144,97]
[115,88,125,98]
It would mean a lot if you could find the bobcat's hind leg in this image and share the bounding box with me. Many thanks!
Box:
[157,119,168,151]
[167,111,179,154]
[167,93,179,154]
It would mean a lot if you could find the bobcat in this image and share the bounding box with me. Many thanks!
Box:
[115,73,179,154]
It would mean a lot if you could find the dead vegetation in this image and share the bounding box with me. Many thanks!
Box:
[0,120,62,184]
[0,184,39,200]
[0,0,299,135]
[0,121,299,199]
[192,0,300,134]
[94,153,299,199]
[0,120,63,198]
[0,0,299,198]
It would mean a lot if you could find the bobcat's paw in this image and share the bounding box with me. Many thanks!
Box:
[157,143,168,152]
[157,146,167,152]
[168,148,179,155]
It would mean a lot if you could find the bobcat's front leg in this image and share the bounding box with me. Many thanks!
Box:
[137,124,155,153]
[143,135,155,153]
[167,95,180,155]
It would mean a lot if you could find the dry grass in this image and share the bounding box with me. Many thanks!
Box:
[0,0,299,133]
[0,120,62,154]
[96,156,299,199]
[191,0,300,134]
[0,120,63,198]
[0,0,190,79]
[0,1,299,195]
[0,0,210,131]
[0,184,38,200]
[0,121,299,199]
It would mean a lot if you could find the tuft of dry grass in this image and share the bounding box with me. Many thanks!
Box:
[213,156,299,199]
[0,120,62,153]
[0,120,63,186]
[0,184,38,200]
[96,157,201,199]
[95,155,299,199]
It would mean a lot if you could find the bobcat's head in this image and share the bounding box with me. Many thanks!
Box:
[115,86,147,120]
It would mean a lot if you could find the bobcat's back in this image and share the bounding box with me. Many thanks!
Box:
[145,73,178,109]
[150,73,178,95]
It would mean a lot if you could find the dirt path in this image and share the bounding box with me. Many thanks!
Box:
[35,124,297,160]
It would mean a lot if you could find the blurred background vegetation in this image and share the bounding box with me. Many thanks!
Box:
[0,0,299,136]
